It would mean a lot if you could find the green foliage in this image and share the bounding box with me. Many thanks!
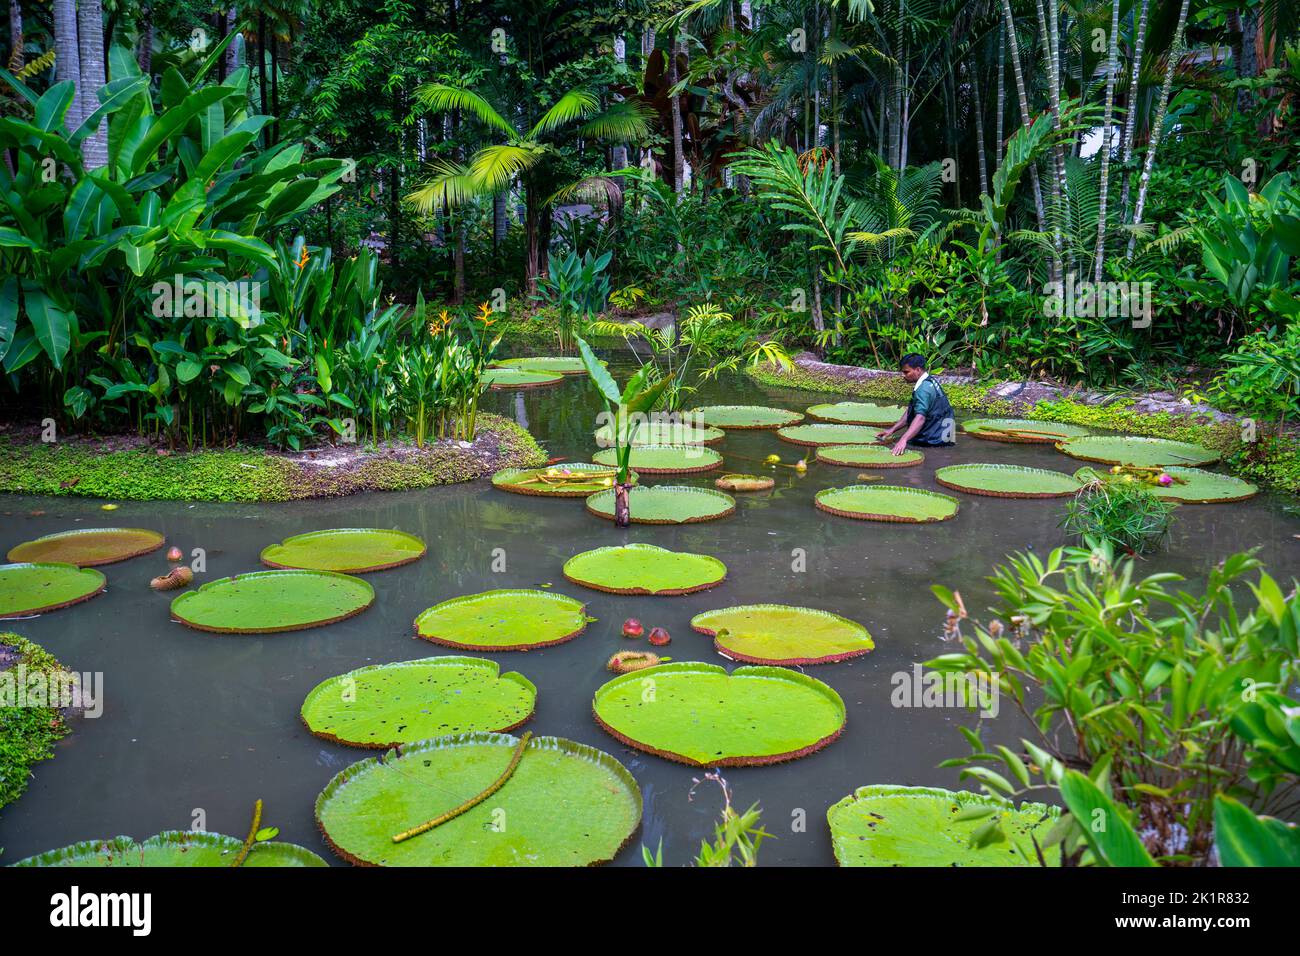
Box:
[1061,481,1177,555]
[642,774,770,868]
[0,635,71,812]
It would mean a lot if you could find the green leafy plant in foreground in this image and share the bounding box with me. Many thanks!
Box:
[642,773,770,868]
[1061,476,1177,555]
[928,541,1300,865]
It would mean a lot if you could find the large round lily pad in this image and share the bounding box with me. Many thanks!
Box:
[483,367,563,389]
[593,443,722,474]
[816,444,923,468]
[585,485,735,524]
[1073,465,1259,504]
[806,401,903,425]
[493,463,634,497]
[12,831,327,867]
[777,423,882,446]
[690,405,804,429]
[315,733,641,866]
[0,562,107,618]
[827,785,1060,867]
[492,356,587,375]
[816,485,959,522]
[594,420,725,446]
[591,662,846,766]
[170,569,374,633]
[260,528,426,573]
[414,589,589,651]
[962,418,1091,444]
[691,604,874,665]
[935,463,1083,499]
[6,527,164,567]
[563,543,726,596]
[1057,435,1220,467]
[301,657,536,747]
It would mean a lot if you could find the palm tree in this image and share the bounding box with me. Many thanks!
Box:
[1092,0,1121,282]
[53,0,82,133]
[407,83,648,293]
[76,0,108,169]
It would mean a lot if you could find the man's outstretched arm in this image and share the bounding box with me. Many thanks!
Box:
[891,414,925,455]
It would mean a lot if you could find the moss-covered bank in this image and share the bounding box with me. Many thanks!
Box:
[0,413,547,503]
[0,635,72,814]
[747,360,1300,496]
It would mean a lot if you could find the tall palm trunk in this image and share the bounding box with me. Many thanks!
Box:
[137,4,153,75]
[1127,0,1190,258]
[224,8,240,77]
[1117,0,1151,225]
[8,0,23,71]
[53,0,82,134]
[1093,0,1122,282]
[995,32,1005,167]
[524,180,544,295]
[1035,0,1066,270]
[998,1,1050,239]
[972,59,988,196]
[77,0,108,169]
[668,30,685,195]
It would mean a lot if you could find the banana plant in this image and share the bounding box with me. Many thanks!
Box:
[576,336,671,528]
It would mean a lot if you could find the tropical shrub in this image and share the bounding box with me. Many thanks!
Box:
[1061,475,1177,555]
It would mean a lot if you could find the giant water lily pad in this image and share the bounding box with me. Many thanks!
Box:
[12,831,327,867]
[777,423,882,446]
[260,528,426,573]
[806,402,903,425]
[816,485,959,522]
[414,589,589,650]
[592,662,845,766]
[170,569,374,633]
[585,485,735,524]
[1074,465,1259,504]
[301,657,536,747]
[935,463,1083,499]
[493,463,634,497]
[962,418,1091,444]
[315,733,641,866]
[691,605,874,665]
[483,367,563,389]
[0,562,107,618]
[7,528,164,567]
[594,420,725,446]
[592,443,722,474]
[690,405,804,429]
[1057,435,1220,467]
[492,356,588,375]
[827,785,1060,867]
[563,543,726,595]
[816,444,923,468]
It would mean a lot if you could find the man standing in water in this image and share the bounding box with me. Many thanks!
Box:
[878,353,956,456]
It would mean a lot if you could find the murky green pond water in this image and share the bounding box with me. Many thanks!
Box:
[2,359,1297,866]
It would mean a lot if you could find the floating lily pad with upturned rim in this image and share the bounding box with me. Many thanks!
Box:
[6,527,165,567]
[301,657,536,747]
[691,605,874,665]
[563,543,726,596]
[493,463,636,497]
[315,733,642,867]
[1073,465,1259,504]
[491,356,588,375]
[585,485,735,524]
[805,401,903,425]
[962,418,1091,444]
[777,423,883,446]
[935,463,1084,499]
[815,485,959,522]
[483,367,563,390]
[12,831,327,867]
[827,785,1060,867]
[260,528,426,573]
[816,444,923,468]
[593,421,725,446]
[0,562,107,618]
[170,569,374,633]
[414,589,589,651]
[689,405,804,429]
[1057,435,1220,467]
[591,662,846,766]
[593,444,722,474]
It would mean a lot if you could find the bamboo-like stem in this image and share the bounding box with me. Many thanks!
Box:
[391,732,532,844]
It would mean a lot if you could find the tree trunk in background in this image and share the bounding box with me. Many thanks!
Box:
[1093,0,1122,282]
[77,0,108,169]
[668,30,684,194]
[493,192,507,261]
[1118,0,1151,226]
[224,8,240,77]
[972,61,988,197]
[8,0,23,70]
[997,3,1050,256]
[1127,0,1190,258]
[53,0,82,134]
[1236,9,1258,112]
[138,5,153,75]
[995,32,1005,167]
[257,14,269,122]
[1035,0,1065,273]
[524,181,543,295]
[270,23,280,140]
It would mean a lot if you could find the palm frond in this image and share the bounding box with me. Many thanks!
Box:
[579,100,652,143]
[528,89,600,139]
[415,83,516,138]
[466,143,545,194]
[405,160,481,214]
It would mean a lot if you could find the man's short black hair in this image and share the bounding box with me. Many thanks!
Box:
[900,353,927,371]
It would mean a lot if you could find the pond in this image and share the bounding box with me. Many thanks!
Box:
[2,359,1297,866]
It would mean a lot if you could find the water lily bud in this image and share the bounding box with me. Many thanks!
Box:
[622,618,644,639]
[1158,473,1173,486]
[648,626,671,646]
[166,546,184,562]
[764,454,781,464]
